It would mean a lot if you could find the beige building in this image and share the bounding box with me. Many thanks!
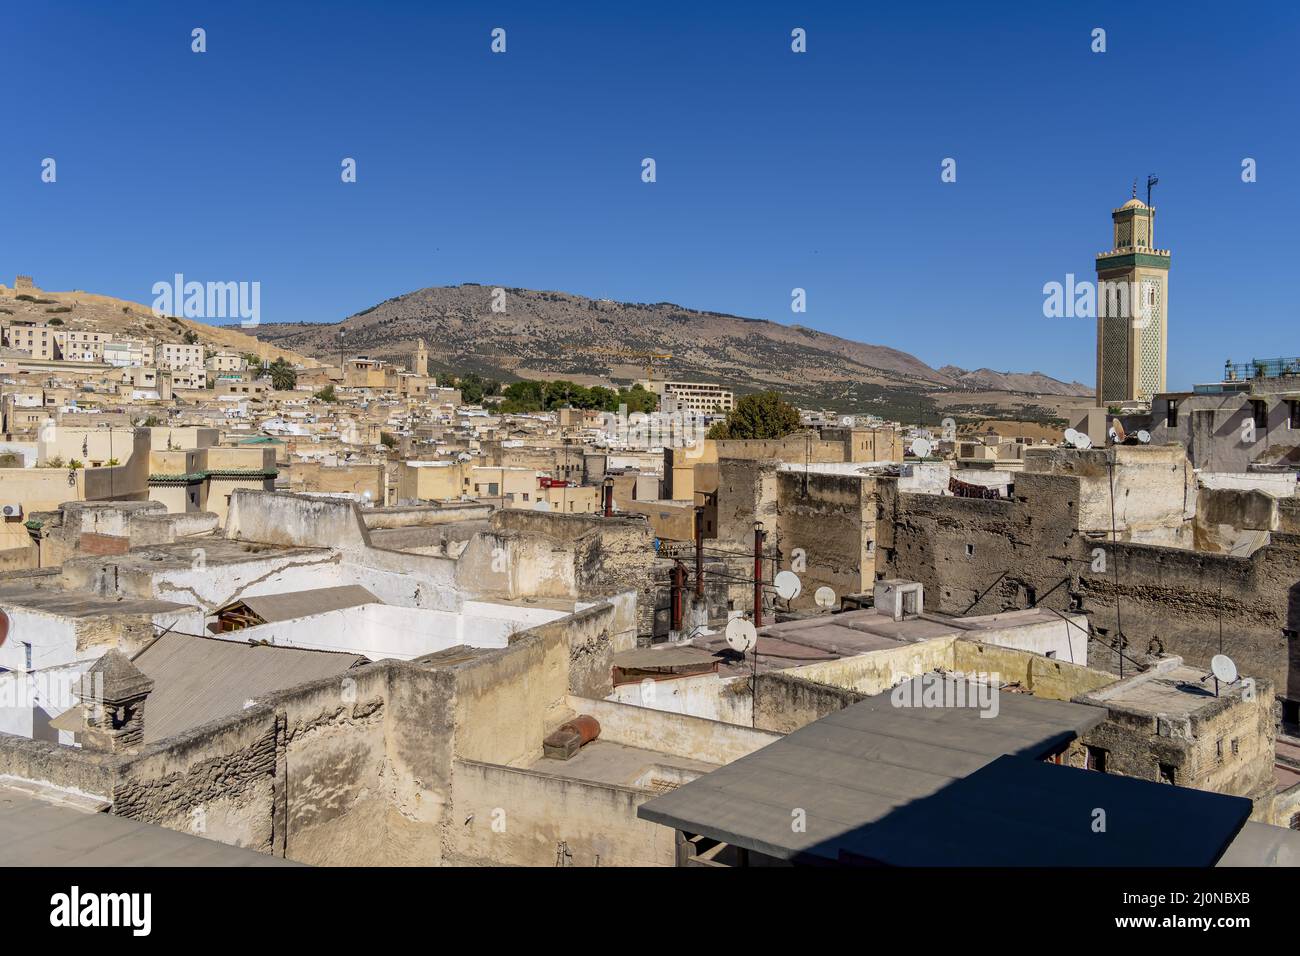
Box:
[148,445,276,523]
[207,351,244,373]
[1096,193,1170,405]
[63,330,112,362]
[6,323,62,361]
[397,460,466,502]
[155,342,205,370]
[641,380,734,414]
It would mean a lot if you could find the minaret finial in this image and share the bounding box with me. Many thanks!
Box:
[1132,179,1138,199]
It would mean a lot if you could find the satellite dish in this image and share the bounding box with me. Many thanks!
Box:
[725,618,757,654]
[1064,428,1093,450]
[1210,654,1238,684]
[814,586,837,609]
[910,437,933,458]
[774,570,802,601]
[1136,430,1151,444]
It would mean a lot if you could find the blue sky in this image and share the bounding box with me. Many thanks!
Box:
[4,0,1296,388]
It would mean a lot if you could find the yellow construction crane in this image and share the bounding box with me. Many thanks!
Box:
[585,346,672,382]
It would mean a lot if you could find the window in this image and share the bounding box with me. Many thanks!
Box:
[1231,739,1239,756]
[1289,401,1300,430]
[1284,699,1300,728]
[1216,738,1224,761]
[1251,400,1268,431]
[1158,762,1176,785]
[1166,400,1179,427]
[965,544,975,557]
[1085,746,1107,773]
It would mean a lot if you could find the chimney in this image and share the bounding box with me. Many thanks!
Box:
[76,650,154,753]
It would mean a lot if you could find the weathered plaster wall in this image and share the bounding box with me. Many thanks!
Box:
[447,758,675,866]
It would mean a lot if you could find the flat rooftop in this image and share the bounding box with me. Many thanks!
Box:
[1081,662,1238,718]
[689,606,1078,679]
[0,785,299,866]
[63,538,330,574]
[530,739,718,791]
[0,584,191,619]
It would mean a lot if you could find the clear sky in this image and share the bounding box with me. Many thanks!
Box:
[4,0,1296,389]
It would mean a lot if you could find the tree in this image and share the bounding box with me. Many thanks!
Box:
[707,391,802,440]
[380,432,398,449]
[315,384,338,402]
[459,373,487,404]
[268,358,297,391]
[619,384,657,414]
[183,329,200,345]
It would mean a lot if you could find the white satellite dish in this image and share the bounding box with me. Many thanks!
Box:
[725,618,757,654]
[1136,430,1151,444]
[1108,427,1119,443]
[814,586,837,609]
[1064,429,1092,450]
[910,437,933,458]
[1210,654,1238,684]
[774,570,802,601]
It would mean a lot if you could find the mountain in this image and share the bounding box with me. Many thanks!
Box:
[249,284,1090,412]
[936,366,1092,398]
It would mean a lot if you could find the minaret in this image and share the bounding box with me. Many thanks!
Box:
[413,338,429,377]
[1095,188,1170,405]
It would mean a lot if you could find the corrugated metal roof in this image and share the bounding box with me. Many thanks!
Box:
[228,585,380,624]
[133,633,365,743]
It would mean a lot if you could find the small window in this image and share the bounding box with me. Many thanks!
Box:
[1216,738,1224,760]
[1289,401,1300,430]
[965,544,975,557]
[1166,400,1179,428]
[1251,400,1269,431]
[1085,746,1107,773]
[1231,739,1239,756]
[1158,762,1176,785]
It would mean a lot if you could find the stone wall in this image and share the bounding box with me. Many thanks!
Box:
[883,467,1300,706]
[776,470,881,607]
